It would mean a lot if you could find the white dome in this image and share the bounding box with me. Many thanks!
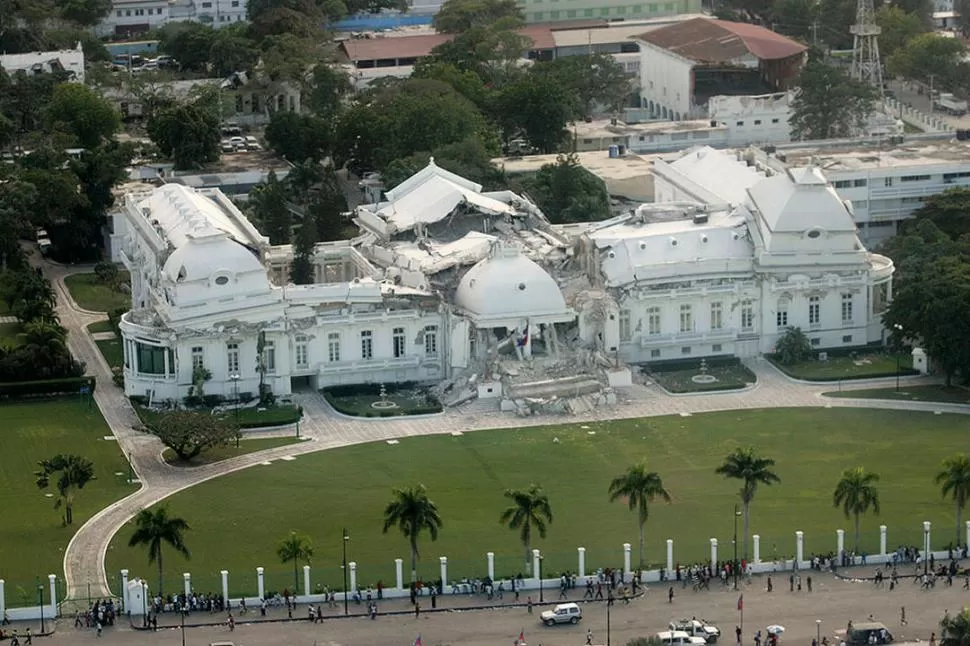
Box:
[455,246,568,322]
[162,236,264,284]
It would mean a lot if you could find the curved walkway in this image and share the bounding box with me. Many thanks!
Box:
[40,254,970,604]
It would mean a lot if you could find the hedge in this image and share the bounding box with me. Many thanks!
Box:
[768,360,921,382]
[0,376,97,399]
[640,356,744,373]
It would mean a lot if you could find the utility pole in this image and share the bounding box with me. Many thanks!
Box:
[927,74,936,113]
[811,20,819,46]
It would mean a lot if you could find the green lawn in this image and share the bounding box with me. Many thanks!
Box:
[826,385,970,405]
[0,321,24,347]
[769,352,912,381]
[106,408,970,598]
[86,320,114,334]
[64,272,130,312]
[232,404,303,428]
[95,338,124,369]
[649,361,756,393]
[162,436,304,466]
[0,400,137,603]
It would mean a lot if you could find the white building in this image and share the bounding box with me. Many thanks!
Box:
[113,156,892,408]
[0,43,85,83]
[97,0,248,38]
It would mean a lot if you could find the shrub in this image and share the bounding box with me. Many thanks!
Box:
[94,261,120,285]
[0,376,96,399]
[130,395,149,407]
[775,327,813,365]
[202,394,225,408]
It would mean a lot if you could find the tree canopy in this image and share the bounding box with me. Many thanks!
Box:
[790,54,879,141]
[433,0,523,33]
[512,153,611,224]
[143,410,241,462]
[147,91,221,170]
[35,453,95,525]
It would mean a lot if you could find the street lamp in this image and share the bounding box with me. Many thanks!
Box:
[342,528,350,616]
[180,603,186,646]
[229,373,240,447]
[816,619,822,646]
[893,324,904,392]
[538,554,544,603]
[733,504,742,590]
[923,522,930,576]
[37,581,45,634]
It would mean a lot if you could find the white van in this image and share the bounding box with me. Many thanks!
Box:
[657,630,709,646]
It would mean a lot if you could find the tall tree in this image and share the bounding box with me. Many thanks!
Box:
[127,507,191,596]
[936,455,970,548]
[147,98,220,170]
[382,484,443,583]
[157,22,217,72]
[608,463,671,569]
[790,55,879,141]
[433,0,523,33]
[715,447,781,561]
[833,467,881,554]
[264,112,331,163]
[144,411,241,462]
[209,24,259,77]
[250,171,292,244]
[513,153,611,224]
[35,454,95,525]
[907,188,970,240]
[44,83,121,149]
[499,484,553,572]
[876,6,926,60]
[289,214,317,285]
[887,33,966,90]
[429,22,530,88]
[277,531,313,595]
[532,54,632,118]
[492,73,571,153]
[941,607,970,646]
[307,64,352,119]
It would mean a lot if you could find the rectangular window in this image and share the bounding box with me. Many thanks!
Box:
[136,343,167,375]
[842,334,853,343]
[583,7,593,15]
[741,301,754,331]
[191,346,204,370]
[736,121,744,126]
[776,301,788,328]
[679,304,692,333]
[201,1,212,6]
[647,307,661,335]
[841,293,853,324]
[833,180,852,189]
[712,344,722,352]
[808,296,820,326]
[116,9,122,16]
[900,174,930,182]
[393,327,406,358]
[710,302,723,330]
[550,10,560,17]
[618,309,631,342]
[754,119,761,125]
[771,118,779,124]
[360,330,373,360]
[328,332,341,362]
[424,325,438,357]
[650,349,661,358]
[853,178,867,187]
[884,177,893,187]
[533,11,544,18]
[811,337,821,346]
[226,342,239,375]
[231,0,239,4]
[295,335,308,369]
[681,346,691,355]
[262,341,276,373]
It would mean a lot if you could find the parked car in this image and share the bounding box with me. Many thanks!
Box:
[220,141,235,153]
[229,136,247,152]
[657,630,708,646]
[670,619,721,643]
[540,602,582,626]
[848,623,892,646]
[245,135,262,151]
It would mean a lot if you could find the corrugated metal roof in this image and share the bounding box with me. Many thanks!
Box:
[339,27,556,62]
[635,17,807,63]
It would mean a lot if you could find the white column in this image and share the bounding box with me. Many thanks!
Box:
[349,562,358,592]
[221,571,229,606]
[924,521,932,558]
[303,565,311,597]
[121,570,130,612]
[752,535,761,564]
[836,529,845,556]
[395,559,404,590]
[666,539,674,571]
[710,538,718,569]
[532,549,541,582]
[965,521,970,548]
[439,557,448,588]
[796,531,804,565]
[623,543,632,579]
[183,572,191,596]
[256,567,265,600]
[0,579,5,618]
[48,574,57,615]
[163,347,170,376]
[880,525,888,555]
[578,547,586,577]
[487,552,495,581]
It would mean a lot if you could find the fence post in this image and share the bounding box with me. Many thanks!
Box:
[395,559,404,591]
[578,547,586,578]
[121,570,129,612]
[303,565,311,598]
[221,571,229,607]
[349,562,357,592]
[183,573,191,597]
[439,557,448,590]
[752,535,760,564]
[48,574,57,617]
[710,538,717,569]
[0,579,5,619]
[666,539,674,571]
[256,567,265,600]
[880,525,887,555]
[487,552,495,580]
[623,543,632,579]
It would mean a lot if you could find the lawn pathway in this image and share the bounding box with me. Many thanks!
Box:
[35,249,970,605]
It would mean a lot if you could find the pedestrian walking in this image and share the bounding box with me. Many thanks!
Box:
[807,576,813,592]
[668,586,674,603]
[96,621,102,638]
[527,596,533,614]
[415,602,421,619]
[767,576,773,592]
[789,574,795,592]
[930,633,936,646]
[736,626,742,644]
[587,628,594,645]
[24,628,31,646]
[755,630,762,646]
[900,607,907,625]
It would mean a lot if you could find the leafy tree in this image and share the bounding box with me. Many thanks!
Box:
[429,22,530,88]
[608,463,671,569]
[382,136,505,191]
[774,326,812,365]
[411,60,490,109]
[492,73,571,153]
[715,448,780,561]
[56,0,112,25]
[0,69,65,139]
[307,64,352,119]
[247,0,323,38]
[147,99,220,170]
[382,484,443,583]
[143,410,241,462]
[887,33,967,90]
[44,83,120,149]
[35,454,95,525]
[936,455,970,548]
[277,531,313,595]
[790,55,879,141]
[265,112,331,163]
[532,54,632,118]
[209,24,259,77]
[306,164,349,242]
[499,484,553,572]
[250,171,292,244]
[941,607,970,646]
[259,33,320,82]
[157,21,217,71]
[289,214,317,284]
[876,6,926,60]
[513,153,610,224]
[771,0,820,43]
[908,188,970,240]
[833,466,880,553]
[127,506,190,596]
[433,0,523,33]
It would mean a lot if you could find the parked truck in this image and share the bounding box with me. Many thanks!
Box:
[934,92,968,116]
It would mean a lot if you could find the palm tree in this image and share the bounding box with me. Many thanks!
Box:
[941,606,970,646]
[715,447,780,561]
[277,532,313,596]
[499,484,554,572]
[936,454,970,548]
[382,484,443,583]
[833,466,881,553]
[608,463,671,569]
[127,507,191,596]
[35,454,95,525]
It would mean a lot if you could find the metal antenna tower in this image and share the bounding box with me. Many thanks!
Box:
[850,0,883,91]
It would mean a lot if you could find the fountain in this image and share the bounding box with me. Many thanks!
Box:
[691,358,718,384]
[370,383,400,410]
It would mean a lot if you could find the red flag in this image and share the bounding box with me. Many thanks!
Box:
[737,595,744,611]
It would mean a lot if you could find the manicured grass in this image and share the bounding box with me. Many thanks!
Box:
[95,338,124,369]
[0,321,24,347]
[64,272,130,312]
[232,404,303,428]
[769,352,913,381]
[0,399,137,602]
[648,361,756,393]
[107,408,970,598]
[86,320,114,334]
[162,436,304,466]
[825,385,970,405]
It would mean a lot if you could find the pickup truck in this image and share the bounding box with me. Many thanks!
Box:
[934,92,968,116]
[670,619,721,643]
